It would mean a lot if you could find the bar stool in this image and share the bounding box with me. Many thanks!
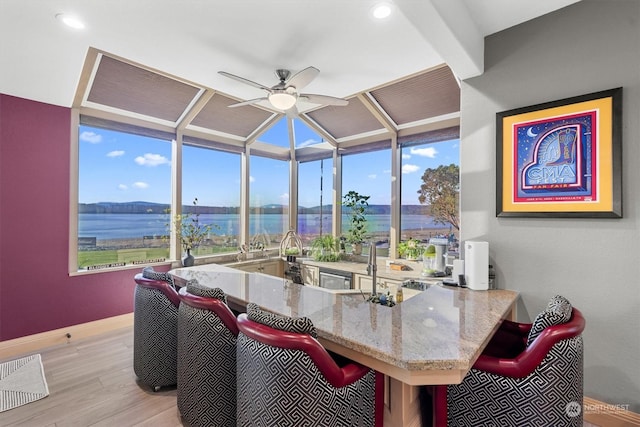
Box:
[236,303,383,427]
[432,295,585,427]
[133,267,180,391]
[177,280,238,427]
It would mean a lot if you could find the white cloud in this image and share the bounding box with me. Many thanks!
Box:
[402,164,421,174]
[132,182,149,189]
[134,153,170,166]
[118,184,128,190]
[410,147,438,158]
[402,153,411,159]
[80,131,102,144]
[383,169,391,174]
[249,176,255,183]
[368,174,377,179]
[107,150,125,157]
[280,193,289,201]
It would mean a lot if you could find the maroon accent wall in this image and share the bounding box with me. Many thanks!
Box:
[0,94,167,341]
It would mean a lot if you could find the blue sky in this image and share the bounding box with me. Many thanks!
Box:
[79,121,459,206]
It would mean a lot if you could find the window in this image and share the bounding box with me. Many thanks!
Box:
[249,155,289,249]
[400,139,460,250]
[298,158,333,247]
[77,125,172,270]
[182,145,241,256]
[341,149,391,254]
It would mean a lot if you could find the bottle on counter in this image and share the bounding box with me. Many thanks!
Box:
[396,287,403,303]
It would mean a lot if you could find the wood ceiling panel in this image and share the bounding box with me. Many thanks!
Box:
[190,94,274,138]
[87,56,201,122]
[305,97,383,139]
[370,66,460,125]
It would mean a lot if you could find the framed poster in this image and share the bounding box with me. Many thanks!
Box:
[496,87,622,218]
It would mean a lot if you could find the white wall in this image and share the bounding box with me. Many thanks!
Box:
[460,0,640,411]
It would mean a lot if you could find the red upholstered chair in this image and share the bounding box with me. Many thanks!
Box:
[432,295,585,427]
[236,303,383,427]
[177,280,239,427]
[133,268,180,391]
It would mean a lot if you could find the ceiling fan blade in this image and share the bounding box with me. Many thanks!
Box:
[228,97,268,108]
[299,93,349,106]
[286,66,319,90]
[218,71,272,92]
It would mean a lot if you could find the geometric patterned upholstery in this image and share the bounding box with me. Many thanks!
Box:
[236,306,381,427]
[177,280,238,427]
[440,298,585,427]
[133,270,180,391]
[246,302,317,338]
[142,266,175,288]
[527,294,573,345]
[185,278,227,301]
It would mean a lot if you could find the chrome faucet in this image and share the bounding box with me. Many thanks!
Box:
[366,242,377,296]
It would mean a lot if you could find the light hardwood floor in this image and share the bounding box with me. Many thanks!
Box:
[0,327,181,427]
[0,326,604,427]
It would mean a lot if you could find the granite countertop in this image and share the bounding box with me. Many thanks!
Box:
[170,263,518,385]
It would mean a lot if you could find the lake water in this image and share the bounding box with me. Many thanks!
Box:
[78,213,451,240]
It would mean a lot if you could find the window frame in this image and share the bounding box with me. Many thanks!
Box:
[70,111,460,275]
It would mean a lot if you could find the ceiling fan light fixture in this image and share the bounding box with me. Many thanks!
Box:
[371,2,393,20]
[268,91,297,110]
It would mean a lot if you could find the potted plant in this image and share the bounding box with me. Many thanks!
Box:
[310,235,342,262]
[342,190,370,255]
[170,198,217,266]
[397,237,424,260]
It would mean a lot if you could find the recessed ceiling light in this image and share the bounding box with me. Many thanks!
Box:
[55,13,85,30]
[371,2,393,20]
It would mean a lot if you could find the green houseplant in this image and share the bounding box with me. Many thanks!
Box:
[310,235,342,262]
[342,190,370,255]
[397,237,424,260]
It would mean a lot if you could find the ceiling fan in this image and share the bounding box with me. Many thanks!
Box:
[218,66,349,116]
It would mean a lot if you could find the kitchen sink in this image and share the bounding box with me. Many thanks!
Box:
[402,279,432,291]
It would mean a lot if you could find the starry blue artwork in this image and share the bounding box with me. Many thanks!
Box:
[496,87,622,218]
[512,110,597,203]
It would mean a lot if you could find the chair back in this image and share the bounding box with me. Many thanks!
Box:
[442,302,585,427]
[236,303,380,427]
[177,281,238,427]
[133,271,180,389]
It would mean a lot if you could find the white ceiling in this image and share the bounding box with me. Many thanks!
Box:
[0,0,580,109]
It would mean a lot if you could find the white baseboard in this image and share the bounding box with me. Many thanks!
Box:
[0,313,134,360]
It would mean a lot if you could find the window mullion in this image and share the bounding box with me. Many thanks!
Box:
[172,133,183,261]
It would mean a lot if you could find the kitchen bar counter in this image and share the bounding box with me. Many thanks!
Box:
[170,263,518,426]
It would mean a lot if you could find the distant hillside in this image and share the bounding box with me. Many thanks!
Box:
[79,201,431,215]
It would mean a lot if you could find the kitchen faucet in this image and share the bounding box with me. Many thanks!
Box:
[366,242,377,296]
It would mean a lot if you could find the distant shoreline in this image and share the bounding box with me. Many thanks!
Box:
[83,226,456,251]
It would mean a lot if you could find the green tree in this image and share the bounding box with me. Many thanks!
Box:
[417,164,459,230]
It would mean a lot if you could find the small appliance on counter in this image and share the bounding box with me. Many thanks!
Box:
[465,240,489,290]
[280,229,304,284]
[422,237,448,277]
[283,261,303,285]
[428,237,448,272]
